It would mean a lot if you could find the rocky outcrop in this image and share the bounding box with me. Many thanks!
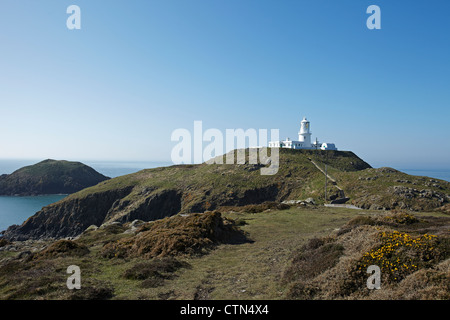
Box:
[237,184,279,205]
[106,189,183,224]
[2,187,134,240]
[350,185,450,211]
[0,159,109,196]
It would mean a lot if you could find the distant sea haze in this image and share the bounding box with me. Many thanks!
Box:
[0,159,449,181]
[0,159,449,234]
[399,169,450,183]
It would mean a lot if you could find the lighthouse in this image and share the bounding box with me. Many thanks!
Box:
[268,116,338,150]
[298,117,312,148]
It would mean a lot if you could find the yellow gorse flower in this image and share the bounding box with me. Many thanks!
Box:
[356,230,439,283]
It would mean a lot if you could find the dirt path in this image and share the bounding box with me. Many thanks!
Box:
[149,207,360,300]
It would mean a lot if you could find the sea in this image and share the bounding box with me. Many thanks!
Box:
[0,159,449,234]
[399,169,450,183]
[0,159,172,233]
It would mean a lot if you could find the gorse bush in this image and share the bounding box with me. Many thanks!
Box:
[32,240,90,261]
[353,230,448,283]
[101,211,248,259]
[381,212,420,225]
[283,237,345,299]
[282,212,449,299]
[337,211,422,236]
[68,280,115,300]
[123,257,190,288]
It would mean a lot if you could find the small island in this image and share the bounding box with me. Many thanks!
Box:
[0,159,109,196]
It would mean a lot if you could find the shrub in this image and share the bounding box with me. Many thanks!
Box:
[68,280,114,300]
[140,277,165,288]
[286,281,320,300]
[123,257,189,280]
[336,215,379,236]
[33,240,90,260]
[283,237,344,290]
[302,237,325,250]
[283,237,345,299]
[218,201,291,214]
[381,212,420,225]
[123,257,190,288]
[100,223,126,234]
[352,231,447,284]
[337,212,421,236]
[242,202,290,213]
[347,215,378,226]
[101,211,247,259]
[0,259,63,300]
[234,218,248,226]
[0,238,10,248]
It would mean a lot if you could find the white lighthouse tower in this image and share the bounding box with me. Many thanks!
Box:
[267,116,337,150]
[298,117,312,148]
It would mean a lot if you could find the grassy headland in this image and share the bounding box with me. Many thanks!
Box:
[0,148,448,300]
[4,148,449,240]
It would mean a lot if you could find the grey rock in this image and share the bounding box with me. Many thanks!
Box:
[17,250,32,260]
[84,225,98,232]
[130,219,145,228]
[100,221,122,229]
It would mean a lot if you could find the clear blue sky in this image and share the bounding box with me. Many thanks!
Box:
[0,0,449,169]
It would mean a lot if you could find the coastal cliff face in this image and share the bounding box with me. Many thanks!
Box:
[0,159,109,196]
[4,187,133,240]
[2,149,449,241]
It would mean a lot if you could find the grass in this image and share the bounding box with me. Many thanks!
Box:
[9,148,449,243]
[0,205,448,300]
[333,167,450,211]
[2,148,449,300]
[67,148,447,217]
[0,159,109,197]
[34,149,372,221]
[128,206,363,300]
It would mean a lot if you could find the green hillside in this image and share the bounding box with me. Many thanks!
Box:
[0,159,109,196]
[0,206,448,300]
[0,148,449,300]
[3,148,449,240]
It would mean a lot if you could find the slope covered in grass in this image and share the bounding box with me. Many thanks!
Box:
[2,149,370,240]
[0,159,109,196]
[3,148,450,241]
[0,205,448,300]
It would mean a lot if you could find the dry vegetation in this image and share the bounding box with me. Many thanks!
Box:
[1,149,449,300]
[123,257,191,289]
[100,211,248,259]
[32,240,90,261]
[282,211,450,300]
[0,206,448,300]
[0,211,248,299]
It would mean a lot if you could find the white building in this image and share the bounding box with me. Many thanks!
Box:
[268,117,337,150]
